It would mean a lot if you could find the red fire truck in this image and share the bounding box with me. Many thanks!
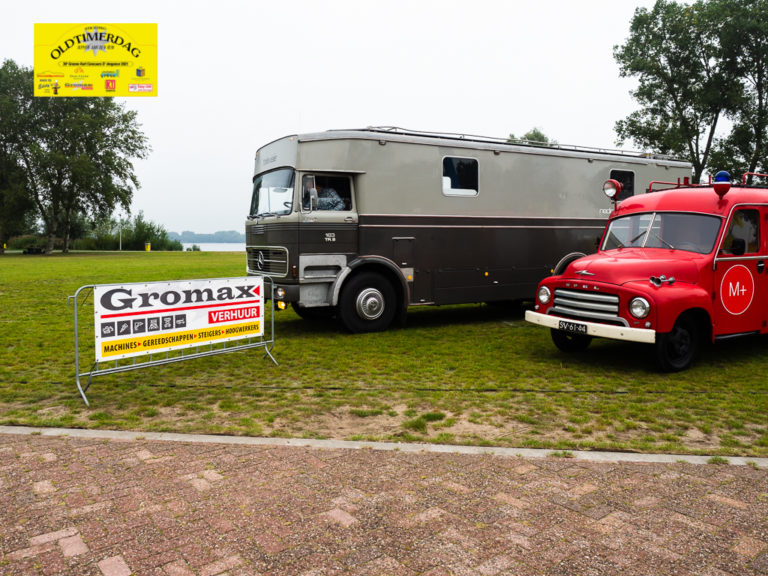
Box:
[525,172,768,371]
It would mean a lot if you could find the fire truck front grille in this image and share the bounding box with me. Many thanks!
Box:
[247,247,288,277]
[550,289,628,327]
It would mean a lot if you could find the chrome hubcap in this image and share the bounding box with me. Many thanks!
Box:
[356,288,385,321]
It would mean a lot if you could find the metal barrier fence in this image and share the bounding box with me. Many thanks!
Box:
[69,276,277,406]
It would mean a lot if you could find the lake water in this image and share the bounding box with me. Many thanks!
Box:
[182,242,245,252]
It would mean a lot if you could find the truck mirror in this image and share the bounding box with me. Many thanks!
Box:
[731,238,746,256]
[310,188,318,211]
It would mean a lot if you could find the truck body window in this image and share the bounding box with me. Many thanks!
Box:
[442,157,478,197]
[722,209,760,254]
[609,169,635,201]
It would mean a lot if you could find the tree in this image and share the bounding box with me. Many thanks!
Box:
[613,0,739,182]
[0,59,150,253]
[708,0,768,182]
[0,151,35,253]
[508,128,556,146]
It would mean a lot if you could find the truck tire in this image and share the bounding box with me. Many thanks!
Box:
[550,329,592,352]
[292,302,335,321]
[552,252,587,276]
[655,315,698,372]
[338,272,397,333]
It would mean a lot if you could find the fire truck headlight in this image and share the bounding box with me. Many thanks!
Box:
[603,179,622,199]
[275,287,286,300]
[629,297,650,319]
[537,286,551,305]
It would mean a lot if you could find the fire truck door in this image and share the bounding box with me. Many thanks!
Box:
[713,207,767,337]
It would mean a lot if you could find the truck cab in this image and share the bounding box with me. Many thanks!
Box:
[525,173,768,371]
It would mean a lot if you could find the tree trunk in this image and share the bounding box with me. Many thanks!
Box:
[46,233,55,254]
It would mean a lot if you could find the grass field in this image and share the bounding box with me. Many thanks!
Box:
[2,251,768,457]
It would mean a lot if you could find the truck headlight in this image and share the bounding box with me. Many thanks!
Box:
[629,297,650,319]
[275,287,286,300]
[538,286,551,305]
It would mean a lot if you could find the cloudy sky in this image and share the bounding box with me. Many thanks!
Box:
[2,0,657,234]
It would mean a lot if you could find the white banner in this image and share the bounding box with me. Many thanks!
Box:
[93,277,264,361]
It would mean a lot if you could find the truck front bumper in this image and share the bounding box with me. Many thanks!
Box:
[525,311,656,344]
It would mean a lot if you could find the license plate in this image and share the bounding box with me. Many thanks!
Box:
[558,320,587,335]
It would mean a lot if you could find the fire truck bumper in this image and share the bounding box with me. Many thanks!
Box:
[525,311,656,344]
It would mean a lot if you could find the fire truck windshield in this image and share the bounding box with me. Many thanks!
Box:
[249,168,295,217]
[602,212,722,254]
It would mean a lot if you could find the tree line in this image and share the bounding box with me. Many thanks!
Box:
[0,59,167,254]
[3,0,768,255]
[614,0,768,183]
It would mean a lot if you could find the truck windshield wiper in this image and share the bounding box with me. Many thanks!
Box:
[654,233,674,249]
[629,230,647,245]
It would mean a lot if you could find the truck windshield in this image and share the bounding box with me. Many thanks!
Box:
[602,212,722,254]
[250,168,295,217]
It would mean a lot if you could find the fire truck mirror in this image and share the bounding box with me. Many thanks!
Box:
[731,238,746,256]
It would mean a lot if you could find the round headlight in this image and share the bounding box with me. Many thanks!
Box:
[629,297,650,319]
[538,286,551,305]
[275,287,286,300]
[603,179,622,199]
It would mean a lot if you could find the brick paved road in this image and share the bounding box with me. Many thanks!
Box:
[1,430,768,575]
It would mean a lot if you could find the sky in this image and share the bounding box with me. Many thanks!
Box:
[2,0,659,234]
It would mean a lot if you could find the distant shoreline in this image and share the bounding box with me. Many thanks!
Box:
[182,242,245,252]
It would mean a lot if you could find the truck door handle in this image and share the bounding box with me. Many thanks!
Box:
[344,217,355,223]
[758,261,765,273]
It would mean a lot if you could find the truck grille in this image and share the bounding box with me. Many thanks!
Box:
[246,225,265,244]
[246,247,289,277]
[551,289,627,327]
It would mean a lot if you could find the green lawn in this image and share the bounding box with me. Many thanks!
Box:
[2,251,768,456]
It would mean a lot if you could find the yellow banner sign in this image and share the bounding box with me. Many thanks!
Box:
[100,321,262,359]
[34,23,157,97]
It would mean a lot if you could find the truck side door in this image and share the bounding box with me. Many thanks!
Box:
[713,206,768,337]
[298,173,358,271]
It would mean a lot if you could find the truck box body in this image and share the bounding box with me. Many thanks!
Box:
[246,127,691,332]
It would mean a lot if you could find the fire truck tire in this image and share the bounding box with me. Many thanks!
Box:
[338,272,397,333]
[655,316,698,372]
[550,329,592,352]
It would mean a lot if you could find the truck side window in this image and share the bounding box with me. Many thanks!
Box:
[610,170,635,201]
[442,157,478,197]
[722,209,760,255]
[302,175,352,211]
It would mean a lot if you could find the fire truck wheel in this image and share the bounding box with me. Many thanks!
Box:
[550,329,592,352]
[338,272,397,333]
[655,316,698,372]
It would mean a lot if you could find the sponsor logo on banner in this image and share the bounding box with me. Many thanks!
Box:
[128,83,153,92]
[93,277,264,361]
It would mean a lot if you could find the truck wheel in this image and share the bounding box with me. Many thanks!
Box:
[655,316,698,372]
[552,252,587,275]
[338,272,397,333]
[292,302,335,321]
[550,329,592,352]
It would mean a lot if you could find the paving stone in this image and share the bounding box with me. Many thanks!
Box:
[2,430,768,575]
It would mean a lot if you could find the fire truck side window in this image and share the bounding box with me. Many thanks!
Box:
[721,209,760,255]
[609,170,635,201]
